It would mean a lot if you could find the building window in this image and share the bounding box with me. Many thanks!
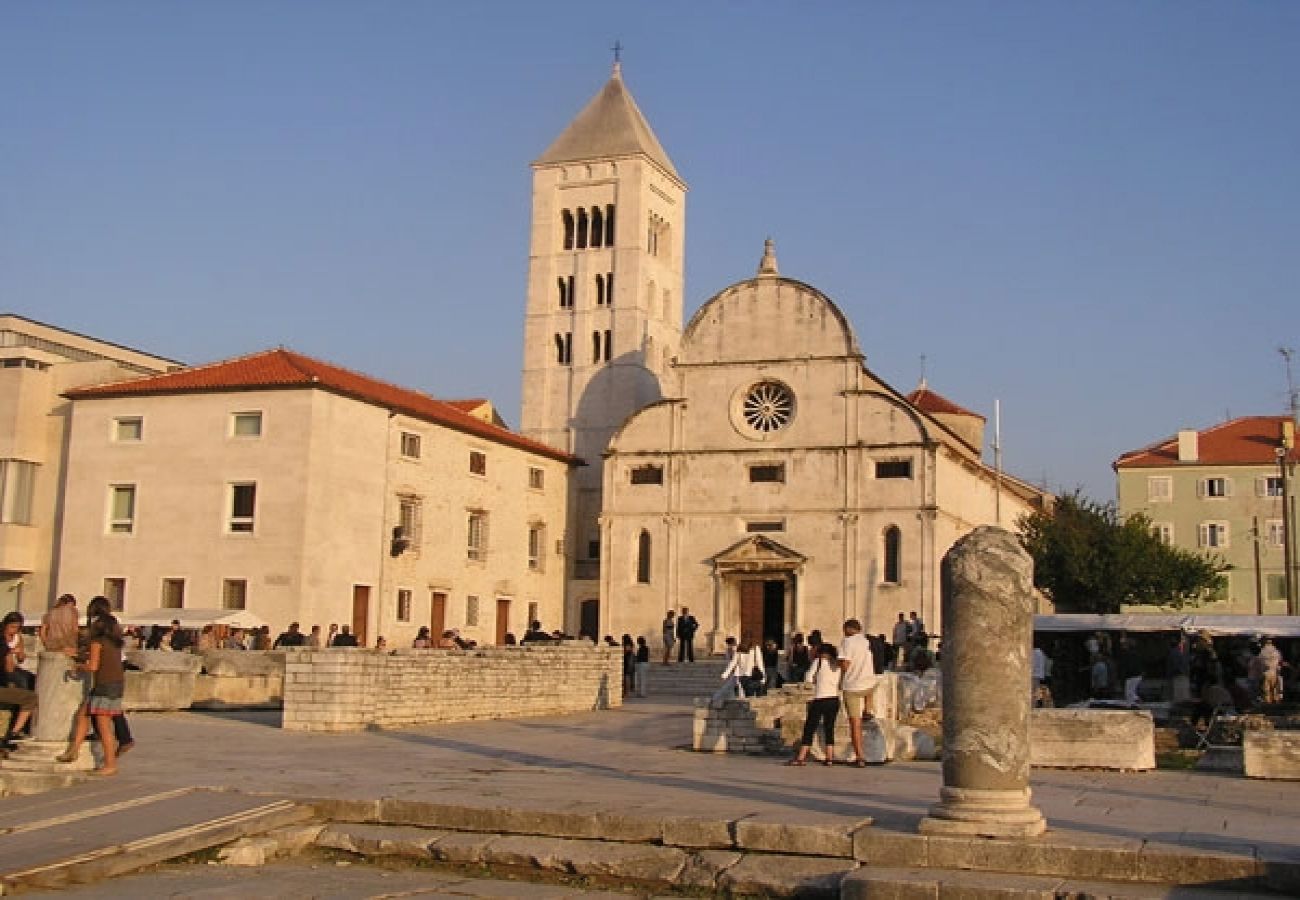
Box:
[605,204,615,245]
[466,595,480,627]
[1199,477,1232,499]
[630,464,663,485]
[605,272,614,305]
[108,484,136,534]
[528,466,545,490]
[0,459,37,525]
[1267,574,1287,602]
[746,520,785,533]
[1266,519,1285,548]
[400,432,421,459]
[467,511,488,561]
[469,450,487,475]
[528,524,545,572]
[222,578,247,610]
[576,208,589,249]
[1259,476,1284,497]
[636,530,652,584]
[1147,476,1173,503]
[1152,522,1174,545]
[114,417,143,442]
[748,463,786,484]
[592,331,602,363]
[883,526,902,584]
[587,539,601,561]
[562,210,574,250]
[161,578,185,609]
[875,459,913,479]
[603,330,612,361]
[590,206,604,248]
[742,381,795,434]
[398,495,422,547]
[1198,522,1229,549]
[103,577,126,612]
[228,483,257,533]
[527,601,539,626]
[397,589,412,622]
[231,411,263,437]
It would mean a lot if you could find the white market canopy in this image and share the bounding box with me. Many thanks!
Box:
[1035,613,1300,639]
[119,608,267,630]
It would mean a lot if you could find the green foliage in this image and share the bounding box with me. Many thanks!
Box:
[1017,491,1225,614]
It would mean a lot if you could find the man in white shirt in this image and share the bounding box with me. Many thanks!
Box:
[839,619,876,767]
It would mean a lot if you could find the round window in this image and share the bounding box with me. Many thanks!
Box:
[741,381,795,434]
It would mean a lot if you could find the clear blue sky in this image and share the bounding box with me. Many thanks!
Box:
[4,3,1297,501]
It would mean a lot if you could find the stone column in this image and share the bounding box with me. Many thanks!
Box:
[919,526,1046,837]
[33,652,86,743]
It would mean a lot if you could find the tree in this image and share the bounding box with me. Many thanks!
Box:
[1017,491,1225,614]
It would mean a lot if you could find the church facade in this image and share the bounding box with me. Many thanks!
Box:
[521,68,1049,646]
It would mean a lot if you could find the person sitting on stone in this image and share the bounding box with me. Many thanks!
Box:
[521,620,551,643]
[330,625,359,647]
[0,612,37,753]
[273,622,307,649]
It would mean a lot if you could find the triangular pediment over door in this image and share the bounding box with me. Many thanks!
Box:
[710,535,807,576]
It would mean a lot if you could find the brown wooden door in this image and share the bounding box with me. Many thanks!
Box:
[495,597,511,646]
[351,585,370,647]
[739,581,764,648]
[430,591,447,639]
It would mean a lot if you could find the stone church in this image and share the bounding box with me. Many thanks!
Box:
[522,64,1048,649]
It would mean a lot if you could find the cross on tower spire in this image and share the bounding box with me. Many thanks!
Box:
[611,40,623,75]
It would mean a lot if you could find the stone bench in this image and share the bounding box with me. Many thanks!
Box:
[1243,730,1300,780]
[1030,708,1155,770]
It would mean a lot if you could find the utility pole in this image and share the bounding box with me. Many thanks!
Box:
[1280,421,1296,616]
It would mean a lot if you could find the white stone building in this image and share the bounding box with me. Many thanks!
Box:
[0,314,178,614]
[59,349,574,645]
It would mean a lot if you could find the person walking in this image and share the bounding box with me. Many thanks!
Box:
[675,607,698,663]
[634,636,651,697]
[58,603,128,775]
[787,644,841,766]
[661,610,676,665]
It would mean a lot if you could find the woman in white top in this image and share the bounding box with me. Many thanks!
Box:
[711,640,764,706]
[787,644,842,766]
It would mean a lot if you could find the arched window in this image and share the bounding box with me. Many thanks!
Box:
[637,529,652,583]
[592,331,601,363]
[883,526,902,584]
[590,207,604,248]
[567,275,575,307]
[576,209,589,249]
[605,204,616,246]
[557,277,568,308]
[554,334,566,364]
[603,329,612,361]
[562,210,574,251]
[605,272,614,305]
[595,274,605,306]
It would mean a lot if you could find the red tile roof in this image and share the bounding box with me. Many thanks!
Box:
[65,348,578,465]
[1115,416,1300,468]
[906,386,985,420]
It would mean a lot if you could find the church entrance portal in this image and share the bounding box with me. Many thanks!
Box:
[739,580,786,649]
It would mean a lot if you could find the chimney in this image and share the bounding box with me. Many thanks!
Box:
[1177,429,1198,462]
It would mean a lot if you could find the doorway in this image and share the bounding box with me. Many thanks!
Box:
[430,591,447,639]
[739,579,785,648]
[579,598,599,642]
[495,597,511,646]
[351,585,370,647]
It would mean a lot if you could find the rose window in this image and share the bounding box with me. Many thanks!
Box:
[742,381,795,433]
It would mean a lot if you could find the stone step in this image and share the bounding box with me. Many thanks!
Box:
[841,864,1285,899]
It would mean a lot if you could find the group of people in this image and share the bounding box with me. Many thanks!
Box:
[0,594,133,776]
[786,619,880,767]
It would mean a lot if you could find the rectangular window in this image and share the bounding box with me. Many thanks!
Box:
[875,459,913,479]
[1151,522,1174,545]
[222,578,247,610]
[229,482,257,533]
[1266,519,1285,548]
[528,466,545,490]
[1147,476,1173,503]
[1199,477,1232,498]
[1198,522,1230,549]
[527,601,539,626]
[528,524,545,571]
[398,495,422,547]
[397,588,412,623]
[748,463,786,484]
[231,411,263,437]
[114,416,143,442]
[108,484,136,534]
[1267,574,1287,601]
[467,511,488,561]
[103,577,126,612]
[630,464,663,485]
[469,450,487,475]
[1259,476,1284,497]
[400,432,422,459]
[161,578,185,609]
[746,520,786,533]
[0,459,37,525]
[466,595,480,627]
[587,539,601,561]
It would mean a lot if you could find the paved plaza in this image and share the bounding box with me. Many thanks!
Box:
[3,695,1300,896]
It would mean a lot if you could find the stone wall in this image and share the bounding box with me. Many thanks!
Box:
[281,643,623,733]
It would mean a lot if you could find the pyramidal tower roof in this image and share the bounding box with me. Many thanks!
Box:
[534,63,680,180]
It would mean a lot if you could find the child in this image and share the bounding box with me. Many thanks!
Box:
[787,644,841,766]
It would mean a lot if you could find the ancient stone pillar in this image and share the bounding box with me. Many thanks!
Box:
[33,652,86,743]
[919,526,1046,837]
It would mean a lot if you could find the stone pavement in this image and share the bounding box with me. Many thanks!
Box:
[3,696,1300,895]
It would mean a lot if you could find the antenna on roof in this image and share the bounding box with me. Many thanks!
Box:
[1281,346,1299,427]
[918,354,927,390]
[993,398,1003,525]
